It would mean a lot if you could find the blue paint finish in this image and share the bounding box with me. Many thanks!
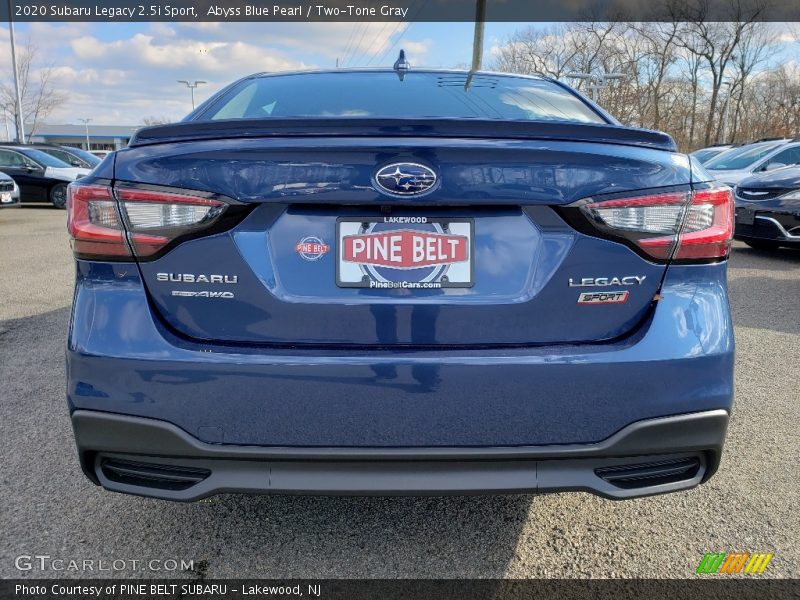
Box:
[67,260,733,447]
[137,204,665,345]
[65,71,733,460]
[114,138,689,206]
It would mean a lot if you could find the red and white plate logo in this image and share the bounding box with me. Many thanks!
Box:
[337,218,473,288]
[295,236,330,261]
[343,230,468,269]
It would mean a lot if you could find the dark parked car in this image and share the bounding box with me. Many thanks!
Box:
[0,171,20,208]
[734,165,800,250]
[66,69,734,501]
[31,144,102,169]
[0,145,91,208]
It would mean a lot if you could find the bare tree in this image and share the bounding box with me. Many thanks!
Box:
[491,24,589,78]
[0,39,67,140]
[490,14,792,152]
[672,0,769,145]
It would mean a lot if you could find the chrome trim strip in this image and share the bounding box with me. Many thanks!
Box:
[755,216,800,239]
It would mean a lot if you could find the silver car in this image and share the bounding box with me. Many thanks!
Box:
[0,171,20,208]
[704,139,800,186]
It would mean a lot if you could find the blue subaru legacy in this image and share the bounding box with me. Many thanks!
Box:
[66,69,734,501]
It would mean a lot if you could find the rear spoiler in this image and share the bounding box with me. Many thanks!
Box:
[129,118,677,152]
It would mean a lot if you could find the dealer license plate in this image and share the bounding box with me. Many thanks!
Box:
[336,217,474,289]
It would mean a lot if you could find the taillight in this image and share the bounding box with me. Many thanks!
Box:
[116,188,226,258]
[67,183,131,259]
[579,186,733,262]
[67,181,228,260]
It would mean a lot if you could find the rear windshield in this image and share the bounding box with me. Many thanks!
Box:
[705,143,782,171]
[199,72,605,124]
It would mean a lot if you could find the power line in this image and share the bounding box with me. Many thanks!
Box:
[339,21,363,66]
[373,0,426,67]
[343,19,373,66]
[359,21,394,67]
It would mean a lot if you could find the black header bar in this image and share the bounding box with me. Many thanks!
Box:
[2,0,800,22]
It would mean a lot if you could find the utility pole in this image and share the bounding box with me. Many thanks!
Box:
[78,118,92,150]
[566,72,626,103]
[8,0,26,143]
[177,80,207,110]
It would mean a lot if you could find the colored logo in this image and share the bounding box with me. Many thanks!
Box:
[343,229,468,269]
[374,163,437,196]
[696,552,774,574]
[577,291,629,304]
[295,236,330,261]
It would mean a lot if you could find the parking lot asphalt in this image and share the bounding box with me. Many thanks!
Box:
[1,205,798,579]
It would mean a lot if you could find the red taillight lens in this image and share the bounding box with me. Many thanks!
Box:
[67,183,228,260]
[581,186,734,262]
[673,188,734,260]
[116,188,226,258]
[67,183,131,259]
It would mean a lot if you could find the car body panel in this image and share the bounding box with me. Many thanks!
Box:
[734,166,800,246]
[114,138,691,346]
[67,260,733,447]
[65,69,734,499]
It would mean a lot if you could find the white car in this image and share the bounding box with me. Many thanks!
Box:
[704,139,800,187]
[0,171,20,208]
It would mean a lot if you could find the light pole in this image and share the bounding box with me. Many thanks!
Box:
[78,118,92,150]
[177,80,207,110]
[8,0,25,143]
[566,72,626,103]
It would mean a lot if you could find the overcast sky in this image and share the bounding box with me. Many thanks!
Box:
[0,21,527,126]
[0,21,797,127]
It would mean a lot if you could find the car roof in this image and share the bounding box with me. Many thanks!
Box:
[245,68,550,82]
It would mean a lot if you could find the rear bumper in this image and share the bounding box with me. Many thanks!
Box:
[67,261,735,448]
[734,209,800,245]
[72,409,729,501]
[0,197,21,208]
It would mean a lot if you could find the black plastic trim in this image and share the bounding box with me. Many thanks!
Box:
[72,409,729,501]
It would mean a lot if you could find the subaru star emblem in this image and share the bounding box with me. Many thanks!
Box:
[374,162,438,196]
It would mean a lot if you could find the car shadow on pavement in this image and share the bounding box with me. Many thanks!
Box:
[1,306,533,579]
[728,276,800,335]
[168,492,534,578]
[729,246,800,272]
